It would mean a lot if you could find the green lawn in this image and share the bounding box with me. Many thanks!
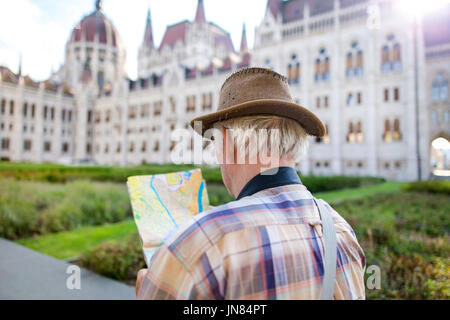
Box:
[16,181,404,260]
[17,220,137,260]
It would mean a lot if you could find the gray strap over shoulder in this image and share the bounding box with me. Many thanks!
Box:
[314,198,337,300]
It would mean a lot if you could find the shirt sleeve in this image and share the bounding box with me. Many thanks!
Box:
[137,244,204,300]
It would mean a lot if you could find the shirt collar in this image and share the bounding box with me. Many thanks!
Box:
[236,166,303,200]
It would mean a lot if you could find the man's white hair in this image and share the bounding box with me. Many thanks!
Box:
[213,115,309,162]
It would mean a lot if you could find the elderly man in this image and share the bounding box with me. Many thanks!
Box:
[136,67,366,300]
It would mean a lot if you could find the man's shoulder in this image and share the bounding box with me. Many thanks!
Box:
[161,196,267,268]
[165,188,308,254]
[165,198,250,247]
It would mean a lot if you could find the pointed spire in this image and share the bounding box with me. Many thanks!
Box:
[266,0,280,18]
[143,8,154,49]
[195,0,206,24]
[95,0,103,11]
[18,53,22,76]
[240,23,248,53]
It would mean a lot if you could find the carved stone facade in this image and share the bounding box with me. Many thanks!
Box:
[0,0,449,181]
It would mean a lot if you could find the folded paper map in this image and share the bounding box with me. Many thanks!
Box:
[127,169,210,265]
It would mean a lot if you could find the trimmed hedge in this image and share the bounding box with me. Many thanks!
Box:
[0,162,200,184]
[301,175,385,193]
[403,180,450,195]
[0,162,385,192]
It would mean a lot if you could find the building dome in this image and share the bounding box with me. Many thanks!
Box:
[70,0,120,48]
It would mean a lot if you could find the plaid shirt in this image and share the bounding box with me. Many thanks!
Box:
[137,184,366,300]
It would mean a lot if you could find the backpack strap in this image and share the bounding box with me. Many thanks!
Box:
[313,198,337,300]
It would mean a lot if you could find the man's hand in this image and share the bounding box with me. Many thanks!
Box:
[136,268,148,297]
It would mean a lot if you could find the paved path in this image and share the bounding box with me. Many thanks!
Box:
[0,238,135,300]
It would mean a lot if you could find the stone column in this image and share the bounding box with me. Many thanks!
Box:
[53,91,63,161]
[301,46,311,175]
[12,78,24,161]
[35,84,45,163]
[331,30,342,175]
[366,29,378,177]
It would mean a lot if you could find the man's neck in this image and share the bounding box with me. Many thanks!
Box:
[230,158,295,198]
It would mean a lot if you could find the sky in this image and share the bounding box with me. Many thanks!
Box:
[0,0,267,81]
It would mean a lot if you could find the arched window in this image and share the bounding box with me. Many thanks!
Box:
[346,52,353,78]
[393,118,402,141]
[392,43,401,71]
[315,122,330,144]
[347,122,355,143]
[287,64,293,84]
[295,62,301,84]
[153,141,160,152]
[97,71,104,90]
[315,48,330,82]
[381,34,402,73]
[381,45,390,72]
[315,58,321,82]
[23,103,28,118]
[432,77,440,101]
[347,93,354,106]
[287,54,301,84]
[383,119,392,142]
[356,50,363,76]
[1,99,5,115]
[382,118,401,142]
[346,42,363,78]
[347,52,353,69]
[9,101,14,115]
[356,121,363,143]
[442,78,449,101]
[324,124,330,144]
[432,72,449,102]
[324,57,330,80]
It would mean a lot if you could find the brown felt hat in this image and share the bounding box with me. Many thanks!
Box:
[190,67,326,138]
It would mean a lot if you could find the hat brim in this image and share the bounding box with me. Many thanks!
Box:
[190,99,326,138]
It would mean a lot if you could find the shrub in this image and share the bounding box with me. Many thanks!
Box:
[334,191,450,300]
[0,180,52,239]
[38,181,132,234]
[0,180,132,239]
[403,180,450,195]
[79,233,145,283]
[378,254,450,300]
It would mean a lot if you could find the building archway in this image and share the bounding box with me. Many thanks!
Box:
[430,135,450,177]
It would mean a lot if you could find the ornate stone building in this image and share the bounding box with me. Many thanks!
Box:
[0,0,449,181]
